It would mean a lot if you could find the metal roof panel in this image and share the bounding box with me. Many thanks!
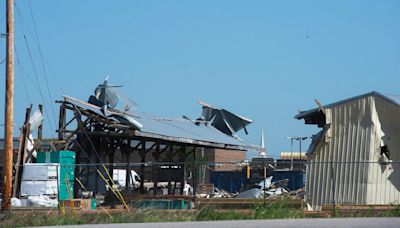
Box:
[63,96,260,151]
[295,91,400,120]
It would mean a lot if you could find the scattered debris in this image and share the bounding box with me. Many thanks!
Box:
[11,198,21,207]
[235,188,262,199]
[233,177,303,199]
[213,188,235,198]
[264,187,288,198]
[258,176,273,189]
[27,195,58,208]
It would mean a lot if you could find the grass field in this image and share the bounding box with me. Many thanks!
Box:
[1,198,400,227]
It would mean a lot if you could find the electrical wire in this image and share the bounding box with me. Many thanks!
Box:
[15,49,42,89]
[14,3,56,137]
[12,3,65,96]
[43,57,65,95]
[15,47,36,104]
[27,0,58,129]
[16,59,32,104]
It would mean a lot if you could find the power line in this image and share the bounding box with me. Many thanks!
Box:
[14,1,66,132]
[15,49,53,101]
[12,2,65,97]
[43,57,65,95]
[15,53,48,105]
[15,47,35,104]
[13,2,63,92]
[19,72,32,104]
[15,47,40,87]
[27,0,58,129]
[14,3,55,137]
[15,58,32,104]
[12,2,66,96]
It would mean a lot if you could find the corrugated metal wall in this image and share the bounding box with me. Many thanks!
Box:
[366,96,400,204]
[306,95,400,209]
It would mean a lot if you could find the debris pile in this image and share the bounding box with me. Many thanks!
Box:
[235,177,303,199]
[195,176,304,200]
[213,188,235,198]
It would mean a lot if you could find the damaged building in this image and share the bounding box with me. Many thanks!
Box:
[56,80,262,200]
[296,91,400,209]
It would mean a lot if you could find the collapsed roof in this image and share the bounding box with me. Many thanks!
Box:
[198,101,253,136]
[295,91,400,155]
[295,91,400,126]
[62,81,262,152]
[88,79,138,111]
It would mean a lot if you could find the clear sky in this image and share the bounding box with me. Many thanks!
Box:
[0,0,399,158]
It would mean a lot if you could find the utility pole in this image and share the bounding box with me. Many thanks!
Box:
[286,136,308,171]
[298,137,308,154]
[290,138,294,170]
[285,137,295,170]
[2,0,15,211]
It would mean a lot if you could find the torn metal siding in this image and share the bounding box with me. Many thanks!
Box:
[201,106,252,136]
[366,95,400,205]
[305,95,398,209]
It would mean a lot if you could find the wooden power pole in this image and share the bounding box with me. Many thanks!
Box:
[2,0,14,211]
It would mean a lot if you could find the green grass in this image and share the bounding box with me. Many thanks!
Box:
[331,205,400,218]
[2,200,400,227]
[381,206,400,217]
[197,198,304,221]
[196,207,249,221]
[253,199,304,219]
[1,210,195,227]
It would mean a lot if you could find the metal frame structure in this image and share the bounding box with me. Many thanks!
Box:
[56,96,261,198]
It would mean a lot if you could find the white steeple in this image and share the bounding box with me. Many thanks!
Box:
[259,129,266,157]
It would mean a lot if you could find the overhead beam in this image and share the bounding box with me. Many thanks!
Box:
[314,99,326,115]
[84,130,258,152]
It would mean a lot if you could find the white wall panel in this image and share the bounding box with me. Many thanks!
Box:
[306,95,400,209]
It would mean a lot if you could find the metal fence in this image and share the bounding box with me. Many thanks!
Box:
[2,160,400,209]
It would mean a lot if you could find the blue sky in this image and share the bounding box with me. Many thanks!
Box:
[0,0,399,158]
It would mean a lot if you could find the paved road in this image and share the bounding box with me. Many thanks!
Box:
[38,218,400,228]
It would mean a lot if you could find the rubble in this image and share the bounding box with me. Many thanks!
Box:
[213,188,235,198]
[27,195,58,208]
[235,188,262,199]
[234,177,303,199]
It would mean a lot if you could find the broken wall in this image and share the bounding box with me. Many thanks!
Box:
[307,96,377,209]
[365,95,400,204]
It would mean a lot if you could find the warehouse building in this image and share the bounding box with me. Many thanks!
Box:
[296,91,400,209]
